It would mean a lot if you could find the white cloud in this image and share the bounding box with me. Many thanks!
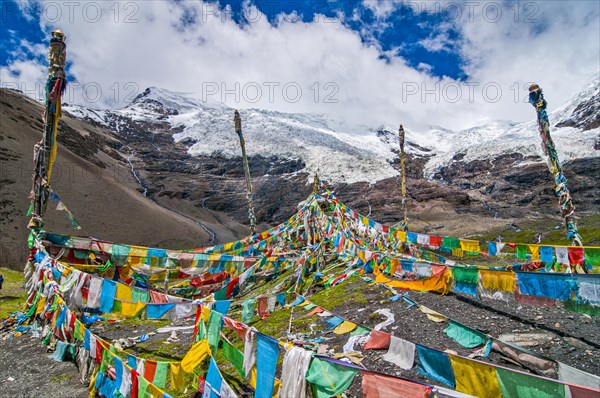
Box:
[2,0,599,133]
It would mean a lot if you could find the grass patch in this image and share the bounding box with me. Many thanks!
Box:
[136,340,188,361]
[0,267,27,319]
[309,276,368,311]
[49,374,73,384]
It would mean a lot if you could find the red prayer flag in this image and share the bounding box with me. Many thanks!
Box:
[364,330,391,350]
[568,247,585,265]
[131,370,139,398]
[144,360,157,383]
[362,371,430,398]
[429,236,443,248]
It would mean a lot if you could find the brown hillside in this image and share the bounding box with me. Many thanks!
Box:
[0,89,247,270]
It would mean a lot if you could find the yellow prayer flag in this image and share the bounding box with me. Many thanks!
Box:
[386,269,452,295]
[333,321,357,334]
[181,340,211,373]
[460,239,480,253]
[396,231,407,242]
[480,270,515,292]
[449,355,501,398]
[452,248,464,257]
[528,245,540,262]
[202,306,211,323]
[375,273,391,284]
[170,362,184,390]
[419,306,448,323]
[115,283,133,301]
[35,297,46,317]
[120,301,145,317]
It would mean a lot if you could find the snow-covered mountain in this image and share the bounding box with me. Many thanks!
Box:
[65,75,599,186]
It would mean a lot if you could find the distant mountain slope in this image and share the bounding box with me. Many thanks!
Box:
[0,89,248,270]
[65,76,599,186]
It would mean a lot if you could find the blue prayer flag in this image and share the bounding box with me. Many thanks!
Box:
[416,345,456,388]
[256,334,279,398]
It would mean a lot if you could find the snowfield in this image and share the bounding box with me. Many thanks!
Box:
[64,76,599,184]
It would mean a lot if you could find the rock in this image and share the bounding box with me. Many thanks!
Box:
[498,332,555,347]
[564,337,594,350]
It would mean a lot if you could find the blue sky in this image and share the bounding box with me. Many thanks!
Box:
[1,0,467,80]
[1,0,598,130]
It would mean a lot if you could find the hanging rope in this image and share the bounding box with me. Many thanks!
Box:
[528,84,582,249]
[234,110,257,235]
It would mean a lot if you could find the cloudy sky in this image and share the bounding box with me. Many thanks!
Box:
[1,0,598,131]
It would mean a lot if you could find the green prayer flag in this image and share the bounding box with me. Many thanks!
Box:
[516,244,528,260]
[564,300,600,316]
[207,311,223,354]
[138,375,150,397]
[28,231,35,249]
[349,325,370,337]
[305,357,358,398]
[154,361,169,389]
[303,303,317,311]
[242,299,256,323]
[444,320,486,348]
[222,339,245,378]
[584,248,600,267]
[213,287,227,301]
[99,348,111,373]
[442,237,461,250]
[195,319,207,342]
[132,289,150,303]
[451,267,479,285]
[496,367,565,398]
[73,320,83,341]
[26,203,33,216]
